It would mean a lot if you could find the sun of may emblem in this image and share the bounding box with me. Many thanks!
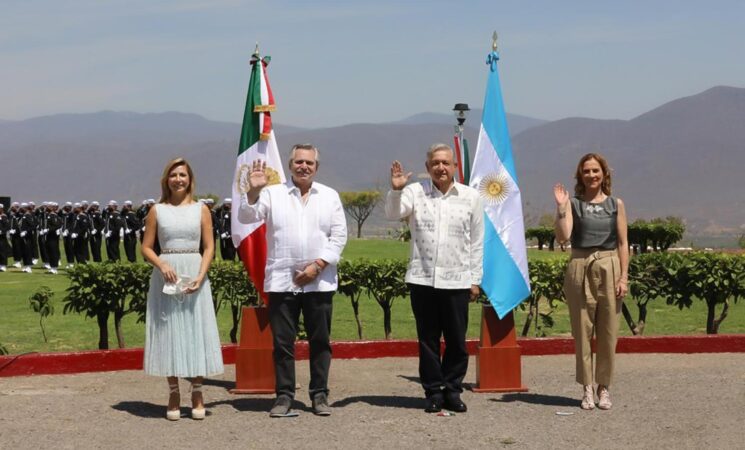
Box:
[478,172,510,205]
[237,163,281,194]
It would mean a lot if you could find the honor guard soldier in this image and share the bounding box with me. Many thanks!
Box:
[203,198,218,259]
[19,203,36,272]
[9,202,23,268]
[0,203,10,272]
[37,202,50,269]
[61,202,76,268]
[218,198,236,261]
[122,200,139,262]
[71,203,90,264]
[88,201,105,262]
[104,200,124,261]
[45,202,63,273]
[27,201,40,265]
[36,202,51,268]
[136,200,148,243]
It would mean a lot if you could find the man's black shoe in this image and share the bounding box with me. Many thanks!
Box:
[424,395,444,413]
[444,394,467,413]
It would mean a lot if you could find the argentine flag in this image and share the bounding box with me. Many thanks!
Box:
[469,48,531,319]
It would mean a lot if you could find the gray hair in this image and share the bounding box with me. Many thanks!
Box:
[288,144,320,165]
[426,143,454,161]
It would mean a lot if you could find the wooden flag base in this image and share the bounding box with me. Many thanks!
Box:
[230,306,275,394]
[473,307,528,393]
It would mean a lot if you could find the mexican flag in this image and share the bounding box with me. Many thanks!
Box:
[231,49,286,303]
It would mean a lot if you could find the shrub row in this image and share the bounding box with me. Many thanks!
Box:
[526,217,687,253]
[61,252,745,349]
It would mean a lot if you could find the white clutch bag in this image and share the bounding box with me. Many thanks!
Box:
[162,276,193,295]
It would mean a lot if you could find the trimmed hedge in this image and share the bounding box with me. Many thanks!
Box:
[62,252,744,348]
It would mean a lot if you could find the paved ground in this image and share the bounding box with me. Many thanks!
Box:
[1,353,744,449]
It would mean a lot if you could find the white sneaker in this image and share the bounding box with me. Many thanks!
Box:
[0,266,6,272]
[23,266,32,273]
[44,263,51,269]
[32,259,38,265]
[66,264,74,269]
[13,262,21,268]
[50,268,58,274]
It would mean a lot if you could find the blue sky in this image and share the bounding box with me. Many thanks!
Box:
[2,0,744,127]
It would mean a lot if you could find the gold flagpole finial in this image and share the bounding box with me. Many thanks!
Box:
[492,31,498,51]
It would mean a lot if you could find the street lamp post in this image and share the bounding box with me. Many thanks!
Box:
[452,103,471,184]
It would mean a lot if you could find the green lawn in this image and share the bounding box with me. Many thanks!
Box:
[1,240,742,355]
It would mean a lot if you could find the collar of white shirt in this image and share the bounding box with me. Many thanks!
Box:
[286,179,320,196]
[423,179,464,197]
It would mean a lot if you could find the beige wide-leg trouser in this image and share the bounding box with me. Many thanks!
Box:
[563,248,621,386]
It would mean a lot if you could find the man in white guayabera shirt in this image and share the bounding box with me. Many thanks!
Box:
[385,143,484,414]
[238,143,347,418]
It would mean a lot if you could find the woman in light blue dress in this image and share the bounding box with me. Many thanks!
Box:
[142,158,224,421]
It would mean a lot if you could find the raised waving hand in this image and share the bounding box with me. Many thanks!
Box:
[390,160,412,191]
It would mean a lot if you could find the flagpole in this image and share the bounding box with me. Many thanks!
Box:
[472,31,529,393]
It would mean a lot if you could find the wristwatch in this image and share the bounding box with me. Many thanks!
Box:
[311,261,323,275]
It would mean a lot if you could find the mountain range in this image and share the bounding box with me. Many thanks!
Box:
[1,86,743,235]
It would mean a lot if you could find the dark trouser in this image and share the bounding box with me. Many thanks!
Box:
[21,236,34,265]
[31,231,39,259]
[220,239,236,261]
[268,291,333,400]
[123,235,137,262]
[409,284,470,399]
[0,236,9,266]
[45,237,60,268]
[106,237,120,261]
[90,234,102,262]
[11,234,23,262]
[38,234,48,263]
[63,236,75,264]
[74,236,89,264]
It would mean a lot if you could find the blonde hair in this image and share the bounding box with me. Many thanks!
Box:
[159,157,196,203]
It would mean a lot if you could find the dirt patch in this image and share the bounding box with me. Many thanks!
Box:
[1,354,743,449]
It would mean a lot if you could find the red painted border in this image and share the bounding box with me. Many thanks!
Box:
[1,335,743,378]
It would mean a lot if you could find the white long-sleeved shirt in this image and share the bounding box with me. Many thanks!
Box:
[385,180,483,289]
[238,180,348,293]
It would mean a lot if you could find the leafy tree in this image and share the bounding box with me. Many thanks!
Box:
[627,220,650,254]
[362,259,408,339]
[649,217,685,251]
[64,263,148,349]
[623,253,680,335]
[209,260,260,343]
[28,286,55,343]
[525,227,555,251]
[340,191,382,238]
[670,253,744,334]
[628,217,685,253]
[337,260,366,339]
[520,259,566,336]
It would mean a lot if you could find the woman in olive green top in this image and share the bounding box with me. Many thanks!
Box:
[554,153,629,411]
